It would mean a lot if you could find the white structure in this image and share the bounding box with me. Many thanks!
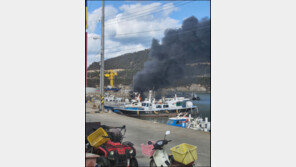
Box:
[186,115,211,132]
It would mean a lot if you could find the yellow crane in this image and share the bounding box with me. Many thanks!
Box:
[104,70,117,88]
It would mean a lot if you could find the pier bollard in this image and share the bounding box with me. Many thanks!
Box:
[201,122,205,128]
[207,122,211,131]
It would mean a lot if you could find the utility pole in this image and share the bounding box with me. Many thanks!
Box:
[100,0,105,112]
[85,0,88,87]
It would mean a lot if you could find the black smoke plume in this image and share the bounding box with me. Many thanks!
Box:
[133,16,210,92]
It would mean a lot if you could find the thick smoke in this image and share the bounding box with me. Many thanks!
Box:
[133,16,210,92]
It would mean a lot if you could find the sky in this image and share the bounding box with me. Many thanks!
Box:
[86,0,210,66]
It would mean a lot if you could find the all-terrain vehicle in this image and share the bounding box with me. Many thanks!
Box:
[86,123,138,167]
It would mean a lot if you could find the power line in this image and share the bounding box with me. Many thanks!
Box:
[98,24,210,53]
[87,2,183,23]
[109,2,186,21]
[87,2,184,23]
[105,1,184,20]
[105,1,192,26]
[88,24,209,40]
[89,24,210,55]
[87,1,210,30]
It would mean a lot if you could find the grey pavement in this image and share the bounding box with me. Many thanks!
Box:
[86,112,210,167]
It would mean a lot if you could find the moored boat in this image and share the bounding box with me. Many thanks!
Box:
[166,113,211,132]
[114,90,198,117]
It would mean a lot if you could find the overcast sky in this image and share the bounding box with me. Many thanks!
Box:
[86,1,210,66]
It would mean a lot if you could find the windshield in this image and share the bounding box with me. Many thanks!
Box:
[176,102,183,106]
[156,140,163,145]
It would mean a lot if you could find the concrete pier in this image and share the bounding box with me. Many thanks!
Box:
[86,110,210,167]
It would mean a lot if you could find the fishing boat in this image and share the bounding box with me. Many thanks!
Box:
[113,90,198,117]
[166,113,211,132]
[191,93,201,101]
[166,113,190,128]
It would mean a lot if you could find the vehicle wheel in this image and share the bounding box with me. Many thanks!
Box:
[96,157,110,167]
[169,156,178,167]
[109,160,117,167]
[150,159,157,167]
[130,158,138,167]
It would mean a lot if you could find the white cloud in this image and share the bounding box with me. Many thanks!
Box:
[87,6,118,33]
[162,3,178,17]
[104,40,146,59]
[87,33,100,55]
[87,54,100,67]
[87,2,180,66]
[87,38,146,65]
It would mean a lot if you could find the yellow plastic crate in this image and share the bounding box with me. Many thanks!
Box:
[87,128,110,148]
[170,143,198,165]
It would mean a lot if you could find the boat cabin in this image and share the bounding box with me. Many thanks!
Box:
[156,104,169,109]
[141,102,152,107]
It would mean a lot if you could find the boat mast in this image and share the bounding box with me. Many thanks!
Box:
[148,90,152,102]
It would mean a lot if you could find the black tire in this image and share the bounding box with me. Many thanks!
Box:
[150,159,157,167]
[169,155,179,167]
[96,157,111,167]
[110,160,118,167]
[130,158,138,167]
[169,155,174,162]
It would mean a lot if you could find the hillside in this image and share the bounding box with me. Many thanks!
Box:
[88,49,149,72]
[87,49,210,91]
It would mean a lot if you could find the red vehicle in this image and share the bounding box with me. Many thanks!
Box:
[86,125,138,167]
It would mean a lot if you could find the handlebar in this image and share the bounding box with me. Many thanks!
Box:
[164,139,172,145]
